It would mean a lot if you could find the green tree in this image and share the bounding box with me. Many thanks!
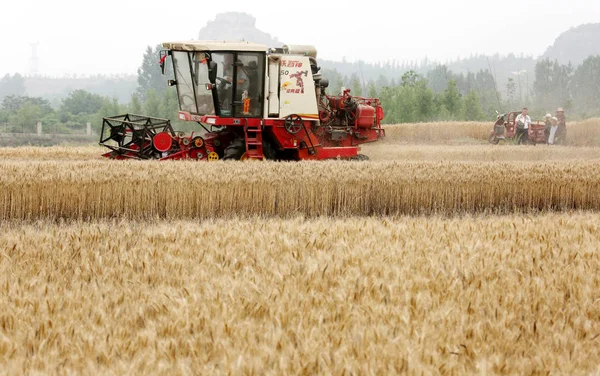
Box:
[9,103,41,132]
[129,93,143,114]
[61,90,105,115]
[443,79,462,116]
[426,65,451,93]
[401,70,420,87]
[461,90,484,120]
[533,58,573,111]
[571,55,600,116]
[367,81,378,98]
[350,74,362,96]
[159,89,179,120]
[375,75,389,89]
[414,80,436,120]
[137,45,171,101]
[1,95,53,117]
[0,73,26,100]
[143,89,162,118]
[323,68,344,96]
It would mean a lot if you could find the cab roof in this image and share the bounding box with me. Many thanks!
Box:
[162,40,268,52]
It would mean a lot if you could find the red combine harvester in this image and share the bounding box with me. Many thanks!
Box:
[100,41,385,161]
[488,111,546,145]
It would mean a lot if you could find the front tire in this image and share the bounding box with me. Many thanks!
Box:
[222,138,245,160]
[488,133,500,144]
[350,154,370,161]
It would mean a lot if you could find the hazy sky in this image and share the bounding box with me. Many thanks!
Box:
[2,0,598,77]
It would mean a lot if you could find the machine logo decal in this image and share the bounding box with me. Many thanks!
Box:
[281,60,303,67]
[288,71,308,94]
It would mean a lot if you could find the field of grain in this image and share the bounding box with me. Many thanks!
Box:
[1,159,600,220]
[383,118,600,146]
[1,214,600,375]
[2,121,600,375]
[2,143,600,162]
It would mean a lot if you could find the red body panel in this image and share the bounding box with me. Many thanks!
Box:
[356,105,376,128]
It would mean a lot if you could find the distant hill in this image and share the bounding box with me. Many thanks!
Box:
[23,75,137,106]
[193,12,540,87]
[542,23,600,66]
[12,14,599,106]
[198,12,283,48]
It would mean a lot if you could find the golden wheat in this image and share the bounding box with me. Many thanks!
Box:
[383,118,600,145]
[3,144,599,163]
[0,145,103,160]
[362,143,600,161]
[1,159,599,219]
[1,214,600,374]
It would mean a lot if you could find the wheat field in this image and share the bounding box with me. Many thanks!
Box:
[2,143,600,162]
[1,159,600,219]
[383,118,600,146]
[2,120,600,375]
[1,214,600,375]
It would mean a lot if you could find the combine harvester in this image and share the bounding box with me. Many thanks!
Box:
[100,41,385,161]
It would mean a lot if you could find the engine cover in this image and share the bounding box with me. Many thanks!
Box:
[356,105,376,129]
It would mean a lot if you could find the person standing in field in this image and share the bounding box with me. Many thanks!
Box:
[555,107,567,144]
[515,107,531,144]
[544,113,552,143]
[548,116,559,145]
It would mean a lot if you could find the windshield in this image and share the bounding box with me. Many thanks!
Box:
[212,52,265,117]
[171,51,215,116]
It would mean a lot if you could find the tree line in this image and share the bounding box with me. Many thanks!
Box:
[0,47,599,131]
[321,54,600,123]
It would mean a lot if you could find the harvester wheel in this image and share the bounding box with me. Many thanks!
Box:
[153,132,173,152]
[192,136,204,148]
[207,152,219,161]
[263,140,276,160]
[488,134,500,145]
[223,138,246,160]
[351,154,369,161]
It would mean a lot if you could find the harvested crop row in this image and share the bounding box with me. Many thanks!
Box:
[2,144,599,162]
[1,159,600,219]
[362,143,600,162]
[1,213,599,374]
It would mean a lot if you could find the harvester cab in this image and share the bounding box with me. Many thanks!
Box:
[100,41,385,161]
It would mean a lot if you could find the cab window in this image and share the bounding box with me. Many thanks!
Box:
[212,52,264,117]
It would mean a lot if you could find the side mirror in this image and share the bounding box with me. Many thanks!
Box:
[159,50,169,75]
[208,61,217,84]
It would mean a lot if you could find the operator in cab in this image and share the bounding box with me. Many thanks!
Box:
[222,55,249,92]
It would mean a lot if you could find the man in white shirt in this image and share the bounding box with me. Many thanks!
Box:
[515,107,531,144]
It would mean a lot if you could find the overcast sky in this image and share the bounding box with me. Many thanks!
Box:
[1,0,598,77]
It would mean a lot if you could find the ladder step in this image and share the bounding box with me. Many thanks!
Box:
[246,137,262,145]
[245,150,264,159]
